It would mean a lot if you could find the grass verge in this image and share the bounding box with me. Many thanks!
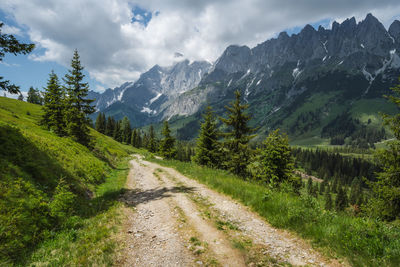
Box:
[26,158,130,266]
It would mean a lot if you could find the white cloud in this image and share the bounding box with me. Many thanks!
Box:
[1,0,400,89]
[1,23,23,36]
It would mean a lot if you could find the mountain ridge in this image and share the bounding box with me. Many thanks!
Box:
[91,13,400,146]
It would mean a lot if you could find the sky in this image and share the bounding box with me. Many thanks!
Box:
[1,0,400,97]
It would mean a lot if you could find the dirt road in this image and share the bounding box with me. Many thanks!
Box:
[117,155,344,266]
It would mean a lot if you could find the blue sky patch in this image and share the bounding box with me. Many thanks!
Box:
[131,6,153,27]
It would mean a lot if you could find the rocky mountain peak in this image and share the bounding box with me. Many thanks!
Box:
[389,20,400,45]
[214,45,252,74]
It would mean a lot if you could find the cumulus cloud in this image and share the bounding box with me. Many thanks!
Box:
[1,23,23,36]
[1,0,400,89]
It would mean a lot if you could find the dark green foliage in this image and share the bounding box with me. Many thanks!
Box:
[17,94,23,101]
[42,71,66,136]
[131,129,137,147]
[120,116,131,144]
[27,87,43,105]
[220,90,256,176]
[159,120,177,159]
[321,112,386,148]
[368,76,400,220]
[292,148,378,185]
[148,125,157,152]
[193,105,221,168]
[349,177,362,205]
[95,112,106,134]
[105,116,115,136]
[319,180,326,195]
[335,186,348,211]
[113,120,122,142]
[0,23,35,94]
[0,177,51,262]
[331,177,338,193]
[307,177,313,195]
[250,129,295,186]
[325,192,333,211]
[131,128,142,148]
[49,179,76,222]
[64,50,95,146]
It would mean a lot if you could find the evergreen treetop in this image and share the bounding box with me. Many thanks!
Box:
[159,120,177,159]
[148,125,157,152]
[42,71,66,136]
[63,50,94,146]
[220,90,256,176]
[193,105,221,168]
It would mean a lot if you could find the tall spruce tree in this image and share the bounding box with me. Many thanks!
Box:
[148,125,157,152]
[349,177,362,205]
[335,186,348,211]
[131,129,138,147]
[42,71,66,136]
[64,50,94,145]
[120,116,132,143]
[193,105,220,168]
[368,76,400,220]
[105,116,115,136]
[159,120,177,159]
[113,120,122,142]
[95,112,106,134]
[220,90,256,176]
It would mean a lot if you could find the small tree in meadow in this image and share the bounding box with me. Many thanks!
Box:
[159,120,177,159]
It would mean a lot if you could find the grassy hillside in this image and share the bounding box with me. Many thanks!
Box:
[0,96,134,265]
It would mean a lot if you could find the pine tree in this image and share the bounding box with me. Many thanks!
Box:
[193,105,221,168]
[148,125,157,152]
[42,71,66,136]
[335,186,348,211]
[159,120,177,159]
[113,120,121,142]
[251,129,294,185]
[120,116,131,143]
[142,132,149,148]
[105,116,114,136]
[368,76,400,220]
[95,112,106,134]
[136,130,142,148]
[349,177,362,205]
[27,87,43,105]
[220,90,256,176]
[131,129,138,147]
[64,50,95,146]
[1,22,35,94]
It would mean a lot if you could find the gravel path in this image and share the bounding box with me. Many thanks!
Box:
[117,155,345,266]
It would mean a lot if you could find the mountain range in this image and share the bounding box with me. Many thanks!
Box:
[90,13,400,146]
